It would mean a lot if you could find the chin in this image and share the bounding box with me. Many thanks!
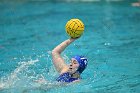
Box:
[69,71,74,74]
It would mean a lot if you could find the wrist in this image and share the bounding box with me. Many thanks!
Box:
[69,38,76,41]
[64,38,75,46]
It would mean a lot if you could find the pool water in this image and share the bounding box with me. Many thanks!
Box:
[0,1,140,93]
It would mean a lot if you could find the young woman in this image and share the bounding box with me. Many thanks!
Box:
[52,38,88,83]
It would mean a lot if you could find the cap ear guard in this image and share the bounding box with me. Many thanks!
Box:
[80,57,88,66]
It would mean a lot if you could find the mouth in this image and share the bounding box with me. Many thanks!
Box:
[69,67,72,69]
[69,65,73,71]
[69,64,73,70]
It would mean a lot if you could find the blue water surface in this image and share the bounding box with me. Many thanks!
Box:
[0,1,140,93]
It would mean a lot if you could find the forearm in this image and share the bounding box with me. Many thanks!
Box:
[52,38,75,54]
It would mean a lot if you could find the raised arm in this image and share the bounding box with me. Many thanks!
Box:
[52,38,76,74]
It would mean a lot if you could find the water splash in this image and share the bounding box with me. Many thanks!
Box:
[0,54,69,93]
[0,59,39,90]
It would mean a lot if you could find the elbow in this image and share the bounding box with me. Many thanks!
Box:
[52,50,60,55]
[51,50,56,56]
[51,50,56,55]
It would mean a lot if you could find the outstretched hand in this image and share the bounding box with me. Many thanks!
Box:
[70,36,81,41]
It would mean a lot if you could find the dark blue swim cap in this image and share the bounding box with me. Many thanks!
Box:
[72,55,88,74]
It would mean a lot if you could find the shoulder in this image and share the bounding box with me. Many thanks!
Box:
[60,67,69,74]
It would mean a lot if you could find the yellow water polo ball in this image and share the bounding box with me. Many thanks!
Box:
[65,19,84,38]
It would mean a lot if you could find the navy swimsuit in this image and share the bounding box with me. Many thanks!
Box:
[56,72,79,83]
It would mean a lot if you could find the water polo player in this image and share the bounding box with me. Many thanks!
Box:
[52,38,88,83]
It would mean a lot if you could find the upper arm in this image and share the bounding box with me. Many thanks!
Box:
[52,51,68,73]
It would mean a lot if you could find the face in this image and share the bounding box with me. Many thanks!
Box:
[68,58,79,74]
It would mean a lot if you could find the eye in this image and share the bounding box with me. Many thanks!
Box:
[73,62,77,64]
[73,60,78,64]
